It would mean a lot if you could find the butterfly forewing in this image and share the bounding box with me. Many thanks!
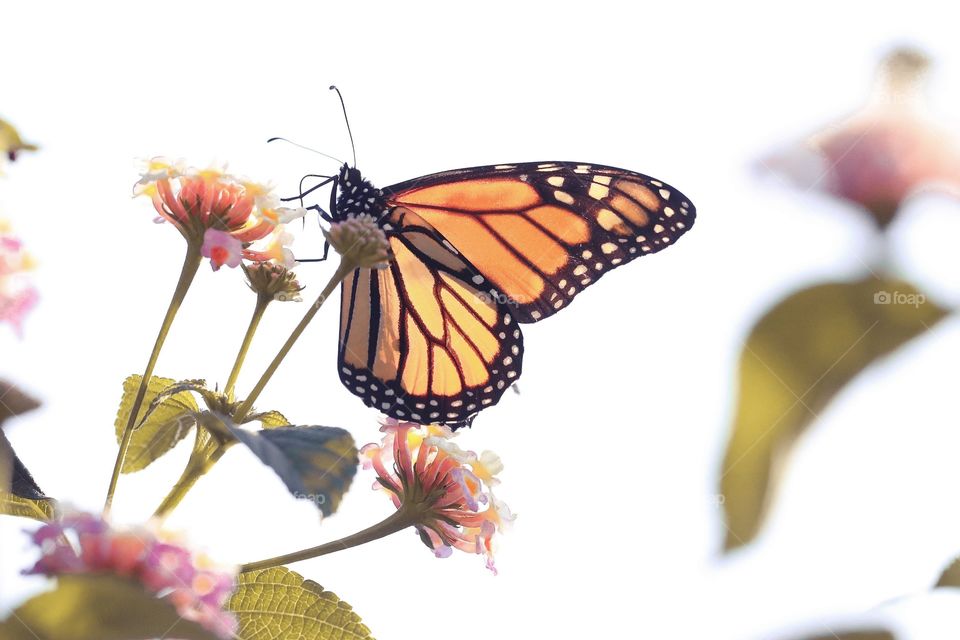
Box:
[338,207,523,427]
[383,161,696,323]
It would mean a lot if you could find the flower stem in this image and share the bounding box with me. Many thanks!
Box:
[240,506,416,573]
[224,295,270,399]
[104,242,203,514]
[232,258,354,423]
[153,429,227,520]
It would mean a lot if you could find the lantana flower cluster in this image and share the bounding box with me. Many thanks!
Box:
[135,158,305,270]
[361,418,514,574]
[25,512,237,639]
[0,221,38,335]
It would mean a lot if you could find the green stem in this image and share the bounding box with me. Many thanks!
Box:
[232,258,354,423]
[104,242,203,514]
[153,430,227,520]
[224,295,270,399]
[240,506,416,573]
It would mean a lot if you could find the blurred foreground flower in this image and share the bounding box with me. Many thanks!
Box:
[760,47,960,227]
[0,221,38,335]
[135,158,304,268]
[0,117,37,167]
[360,418,514,573]
[25,511,237,639]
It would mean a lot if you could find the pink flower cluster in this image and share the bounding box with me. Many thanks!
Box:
[25,512,237,639]
[361,418,514,574]
[135,158,303,271]
[0,224,38,336]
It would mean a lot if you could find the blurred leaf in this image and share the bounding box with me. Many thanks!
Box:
[0,117,38,161]
[935,556,960,587]
[229,568,373,640]
[789,631,895,640]
[721,276,948,550]
[0,574,220,640]
[0,380,40,423]
[226,422,357,517]
[246,410,291,429]
[1,426,57,521]
[114,375,199,473]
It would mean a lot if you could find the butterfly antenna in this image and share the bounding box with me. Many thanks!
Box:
[267,137,345,165]
[329,85,357,167]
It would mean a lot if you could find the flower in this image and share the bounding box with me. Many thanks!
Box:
[759,47,960,228]
[0,221,38,336]
[135,158,302,264]
[360,417,514,573]
[25,511,237,639]
[242,261,304,302]
[323,214,392,269]
[202,229,243,271]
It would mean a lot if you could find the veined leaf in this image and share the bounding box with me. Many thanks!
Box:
[114,375,199,473]
[720,276,948,550]
[1,428,57,521]
[0,575,221,640]
[246,410,291,429]
[225,420,357,517]
[229,568,373,640]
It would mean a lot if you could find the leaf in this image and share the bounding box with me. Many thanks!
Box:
[0,574,221,640]
[0,380,41,423]
[246,410,291,429]
[788,631,895,640]
[114,375,199,473]
[0,428,57,521]
[226,421,357,517]
[229,568,374,640]
[935,556,960,588]
[720,276,949,550]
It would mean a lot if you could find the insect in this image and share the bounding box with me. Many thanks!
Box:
[287,88,696,428]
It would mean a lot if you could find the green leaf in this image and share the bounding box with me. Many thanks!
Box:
[114,375,199,473]
[229,568,374,640]
[1,428,57,521]
[246,410,291,429]
[720,276,949,550]
[227,422,358,517]
[0,575,222,640]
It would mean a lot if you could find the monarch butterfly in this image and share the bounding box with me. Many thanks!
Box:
[292,89,696,429]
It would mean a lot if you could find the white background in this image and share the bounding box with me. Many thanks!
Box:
[2,1,960,639]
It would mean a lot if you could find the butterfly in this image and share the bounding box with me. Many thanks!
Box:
[291,90,696,429]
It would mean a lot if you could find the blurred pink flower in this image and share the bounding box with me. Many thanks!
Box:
[761,47,960,227]
[360,417,514,573]
[0,221,38,335]
[25,512,237,639]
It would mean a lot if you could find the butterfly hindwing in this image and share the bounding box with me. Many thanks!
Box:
[338,207,522,427]
[382,161,696,323]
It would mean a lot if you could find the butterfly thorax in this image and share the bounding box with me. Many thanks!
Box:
[335,164,390,222]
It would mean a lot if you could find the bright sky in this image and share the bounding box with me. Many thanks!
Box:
[2,2,960,639]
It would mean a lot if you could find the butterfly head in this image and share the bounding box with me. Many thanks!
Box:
[335,163,389,222]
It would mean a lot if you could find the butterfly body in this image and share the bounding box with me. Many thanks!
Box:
[322,161,695,428]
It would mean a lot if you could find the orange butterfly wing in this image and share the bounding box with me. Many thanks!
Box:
[382,161,696,322]
[338,207,522,426]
